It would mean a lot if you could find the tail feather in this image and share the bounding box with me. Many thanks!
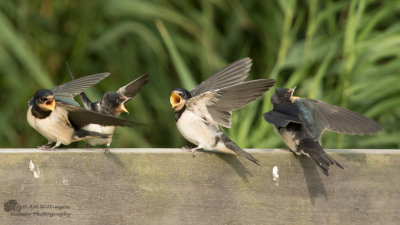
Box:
[220,135,260,165]
[299,138,343,176]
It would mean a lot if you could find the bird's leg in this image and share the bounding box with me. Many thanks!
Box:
[50,141,62,151]
[104,142,111,154]
[37,141,53,150]
[293,146,303,155]
[182,146,203,158]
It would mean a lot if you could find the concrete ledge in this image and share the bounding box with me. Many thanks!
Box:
[0,149,399,225]
[1,148,398,154]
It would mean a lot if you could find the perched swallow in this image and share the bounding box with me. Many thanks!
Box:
[67,64,149,152]
[27,73,136,151]
[170,58,276,164]
[263,88,383,175]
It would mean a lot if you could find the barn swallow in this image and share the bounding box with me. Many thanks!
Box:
[170,58,276,164]
[67,64,149,152]
[263,87,383,175]
[27,73,136,151]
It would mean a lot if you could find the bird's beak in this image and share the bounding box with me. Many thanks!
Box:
[170,91,181,108]
[289,87,297,102]
[44,96,55,111]
[290,87,296,96]
[120,97,131,114]
[120,104,128,113]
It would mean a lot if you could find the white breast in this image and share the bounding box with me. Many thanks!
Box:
[176,110,218,150]
[27,106,74,145]
[277,127,299,153]
[82,124,115,146]
[83,124,115,135]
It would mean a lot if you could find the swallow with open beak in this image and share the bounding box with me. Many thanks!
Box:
[67,64,149,152]
[263,87,383,175]
[170,58,276,164]
[27,72,136,151]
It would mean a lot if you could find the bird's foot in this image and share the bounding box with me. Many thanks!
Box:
[104,143,111,154]
[37,143,52,150]
[49,142,61,151]
[182,146,192,152]
[181,146,201,158]
[192,150,196,158]
[104,147,111,154]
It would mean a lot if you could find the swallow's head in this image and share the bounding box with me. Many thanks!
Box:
[101,92,131,116]
[170,88,191,111]
[33,89,55,111]
[271,87,296,106]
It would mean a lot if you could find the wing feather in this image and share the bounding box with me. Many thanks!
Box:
[296,98,382,140]
[190,58,252,97]
[187,79,276,128]
[117,74,149,98]
[263,110,301,127]
[208,79,275,127]
[52,72,110,106]
[59,103,138,129]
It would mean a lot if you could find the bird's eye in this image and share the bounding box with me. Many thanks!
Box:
[116,99,120,104]
[41,97,47,101]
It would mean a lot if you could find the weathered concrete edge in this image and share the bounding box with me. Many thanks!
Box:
[0,148,398,154]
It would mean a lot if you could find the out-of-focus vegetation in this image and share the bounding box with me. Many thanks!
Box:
[0,0,399,149]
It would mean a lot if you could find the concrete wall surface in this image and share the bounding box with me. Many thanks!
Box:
[0,148,399,225]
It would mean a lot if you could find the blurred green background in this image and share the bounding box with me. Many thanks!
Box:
[0,0,399,149]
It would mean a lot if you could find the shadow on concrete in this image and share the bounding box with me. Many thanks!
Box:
[104,151,126,170]
[297,155,328,205]
[216,154,252,183]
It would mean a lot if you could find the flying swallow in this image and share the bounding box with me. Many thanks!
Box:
[67,64,149,152]
[263,87,383,175]
[27,72,136,151]
[170,58,276,164]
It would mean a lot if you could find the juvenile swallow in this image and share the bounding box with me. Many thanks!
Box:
[170,58,276,164]
[27,73,136,151]
[263,87,383,175]
[67,64,149,152]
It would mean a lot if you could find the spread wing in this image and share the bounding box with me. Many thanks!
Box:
[117,74,149,99]
[59,103,138,129]
[263,110,302,127]
[52,72,110,106]
[187,79,276,128]
[296,98,383,140]
[66,63,96,109]
[190,58,252,97]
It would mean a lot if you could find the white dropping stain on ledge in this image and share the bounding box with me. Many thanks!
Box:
[29,160,34,172]
[62,176,69,185]
[272,166,279,186]
[28,160,40,179]
[33,165,40,179]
